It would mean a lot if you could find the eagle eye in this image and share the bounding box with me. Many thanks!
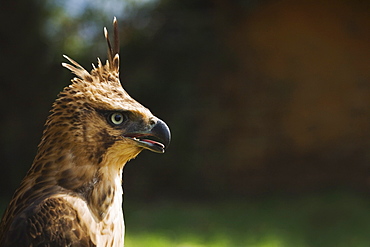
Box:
[109,112,126,126]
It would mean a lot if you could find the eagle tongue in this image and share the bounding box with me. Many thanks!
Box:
[141,139,164,149]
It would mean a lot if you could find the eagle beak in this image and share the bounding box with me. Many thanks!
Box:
[126,119,171,153]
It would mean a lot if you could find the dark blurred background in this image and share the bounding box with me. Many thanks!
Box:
[0,0,369,207]
[1,1,370,246]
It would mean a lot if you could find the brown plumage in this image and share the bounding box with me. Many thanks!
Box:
[0,18,170,247]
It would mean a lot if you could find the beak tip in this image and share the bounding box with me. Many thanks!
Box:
[155,118,171,149]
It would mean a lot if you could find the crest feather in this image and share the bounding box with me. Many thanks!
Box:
[62,55,90,79]
[104,17,120,73]
[62,17,120,81]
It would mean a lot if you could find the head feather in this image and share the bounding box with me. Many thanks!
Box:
[104,17,120,71]
[59,18,150,114]
[61,55,90,79]
[62,17,120,84]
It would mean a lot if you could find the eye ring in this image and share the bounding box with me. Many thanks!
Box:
[109,112,125,125]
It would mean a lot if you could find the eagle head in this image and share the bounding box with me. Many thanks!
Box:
[40,17,171,168]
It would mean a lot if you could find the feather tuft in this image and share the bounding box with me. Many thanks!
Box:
[104,17,120,73]
[62,55,90,79]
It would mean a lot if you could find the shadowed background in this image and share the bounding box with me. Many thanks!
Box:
[0,0,369,246]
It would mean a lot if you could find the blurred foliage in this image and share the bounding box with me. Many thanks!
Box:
[123,192,370,247]
[0,0,369,202]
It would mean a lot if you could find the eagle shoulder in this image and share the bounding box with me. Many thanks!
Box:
[0,197,95,247]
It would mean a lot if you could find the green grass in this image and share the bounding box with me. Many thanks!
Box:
[1,192,369,246]
[124,192,370,247]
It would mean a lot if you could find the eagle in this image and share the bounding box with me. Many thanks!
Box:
[0,17,170,247]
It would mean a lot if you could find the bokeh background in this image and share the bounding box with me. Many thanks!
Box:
[0,0,369,246]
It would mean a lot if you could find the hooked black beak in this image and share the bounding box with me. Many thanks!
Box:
[126,119,171,153]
